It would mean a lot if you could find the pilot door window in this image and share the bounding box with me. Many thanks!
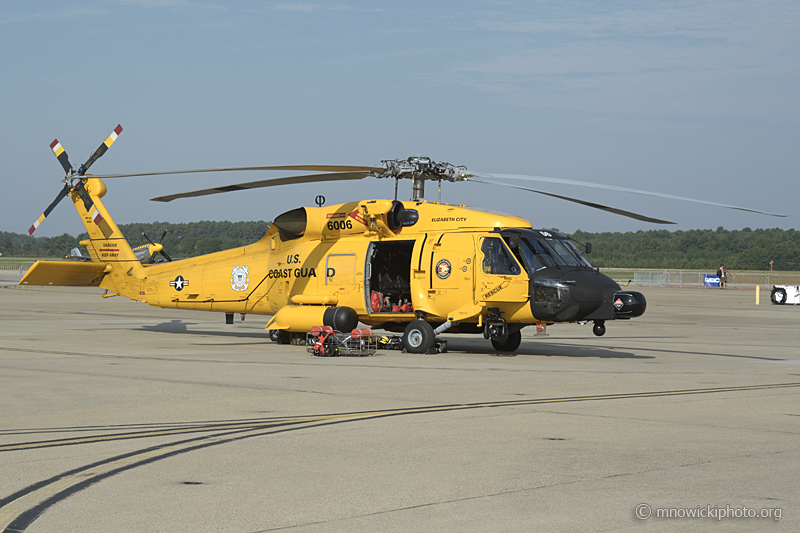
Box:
[481,237,521,276]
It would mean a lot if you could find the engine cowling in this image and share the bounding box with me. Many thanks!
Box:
[272,200,407,242]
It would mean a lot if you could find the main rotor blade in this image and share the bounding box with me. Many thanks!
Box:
[471,172,786,218]
[50,139,72,174]
[465,178,676,225]
[93,164,382,180]
[150,171,373,202]
[80,125,123,174]
[29,183,71,235]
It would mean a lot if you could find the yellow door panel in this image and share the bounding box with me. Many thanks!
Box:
[423,233,477,319]
[476,235,528,303]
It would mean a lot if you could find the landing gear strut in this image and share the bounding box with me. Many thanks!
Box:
[484,308,522,352]
[483,308,507,340]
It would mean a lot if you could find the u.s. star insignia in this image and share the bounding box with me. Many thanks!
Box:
[169,275,189,291]
[231,265,250,292]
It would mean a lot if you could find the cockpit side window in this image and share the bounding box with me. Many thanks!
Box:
[564,240,593,268]
[502,235,526,266]
[481,237,521,275]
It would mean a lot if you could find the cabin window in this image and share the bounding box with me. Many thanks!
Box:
[481,237,521,275]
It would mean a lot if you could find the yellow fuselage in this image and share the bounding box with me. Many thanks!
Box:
[120,200,536,329]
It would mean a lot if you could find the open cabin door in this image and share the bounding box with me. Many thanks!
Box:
[365,240,415,314]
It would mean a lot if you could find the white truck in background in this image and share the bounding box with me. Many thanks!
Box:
[770,285,800,305]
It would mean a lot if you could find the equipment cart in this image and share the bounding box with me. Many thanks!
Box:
[307,326,378,356]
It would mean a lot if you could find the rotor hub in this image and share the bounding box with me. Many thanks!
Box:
[376,157,468,201]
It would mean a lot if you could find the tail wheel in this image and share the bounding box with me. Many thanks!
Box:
[491,330,521,352]
[771,288,787,305]
[593,321,606,337]
[403,320,435,353]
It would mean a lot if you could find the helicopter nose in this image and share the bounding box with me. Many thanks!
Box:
[530,270,618,322]
[567,275,605,308]
[563,270,615,319]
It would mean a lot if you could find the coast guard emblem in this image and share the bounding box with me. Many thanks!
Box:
[435,259,452,280]
[231,265,250,292]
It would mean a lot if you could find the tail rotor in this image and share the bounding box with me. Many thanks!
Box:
[28,125,122,236]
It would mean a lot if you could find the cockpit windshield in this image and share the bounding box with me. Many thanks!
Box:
[517,235,593,270]
[545,238,582,267]
[519,238,560,268]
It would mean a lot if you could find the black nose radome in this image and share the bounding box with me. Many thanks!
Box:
[612,291,646,318]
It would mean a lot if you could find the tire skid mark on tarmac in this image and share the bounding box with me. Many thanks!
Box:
[0,415,350,452]
[3,382,799,454]
[0,417,282,438]
[0,423,335,533]
[1,382,799,532]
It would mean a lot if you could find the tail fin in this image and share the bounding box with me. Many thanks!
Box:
[20,178,145,294]
[73,178,145,287]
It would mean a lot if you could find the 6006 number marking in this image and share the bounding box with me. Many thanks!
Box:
[327,219,353,231]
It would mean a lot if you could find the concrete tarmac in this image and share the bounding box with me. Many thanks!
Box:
[0,284,797,532]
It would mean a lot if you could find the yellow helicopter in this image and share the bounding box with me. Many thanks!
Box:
[21,126,786,353]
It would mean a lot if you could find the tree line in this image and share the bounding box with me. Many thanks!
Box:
[0,220,271,259]
[571,227,800,271]
[2,223,798,271]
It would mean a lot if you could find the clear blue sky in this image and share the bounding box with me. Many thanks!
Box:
[3,1,798,238]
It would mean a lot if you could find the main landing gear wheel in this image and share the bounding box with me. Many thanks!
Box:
[271,330,291,344]
[403,320,436,353]
[491,330,521,352]
[771,287,787,305]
